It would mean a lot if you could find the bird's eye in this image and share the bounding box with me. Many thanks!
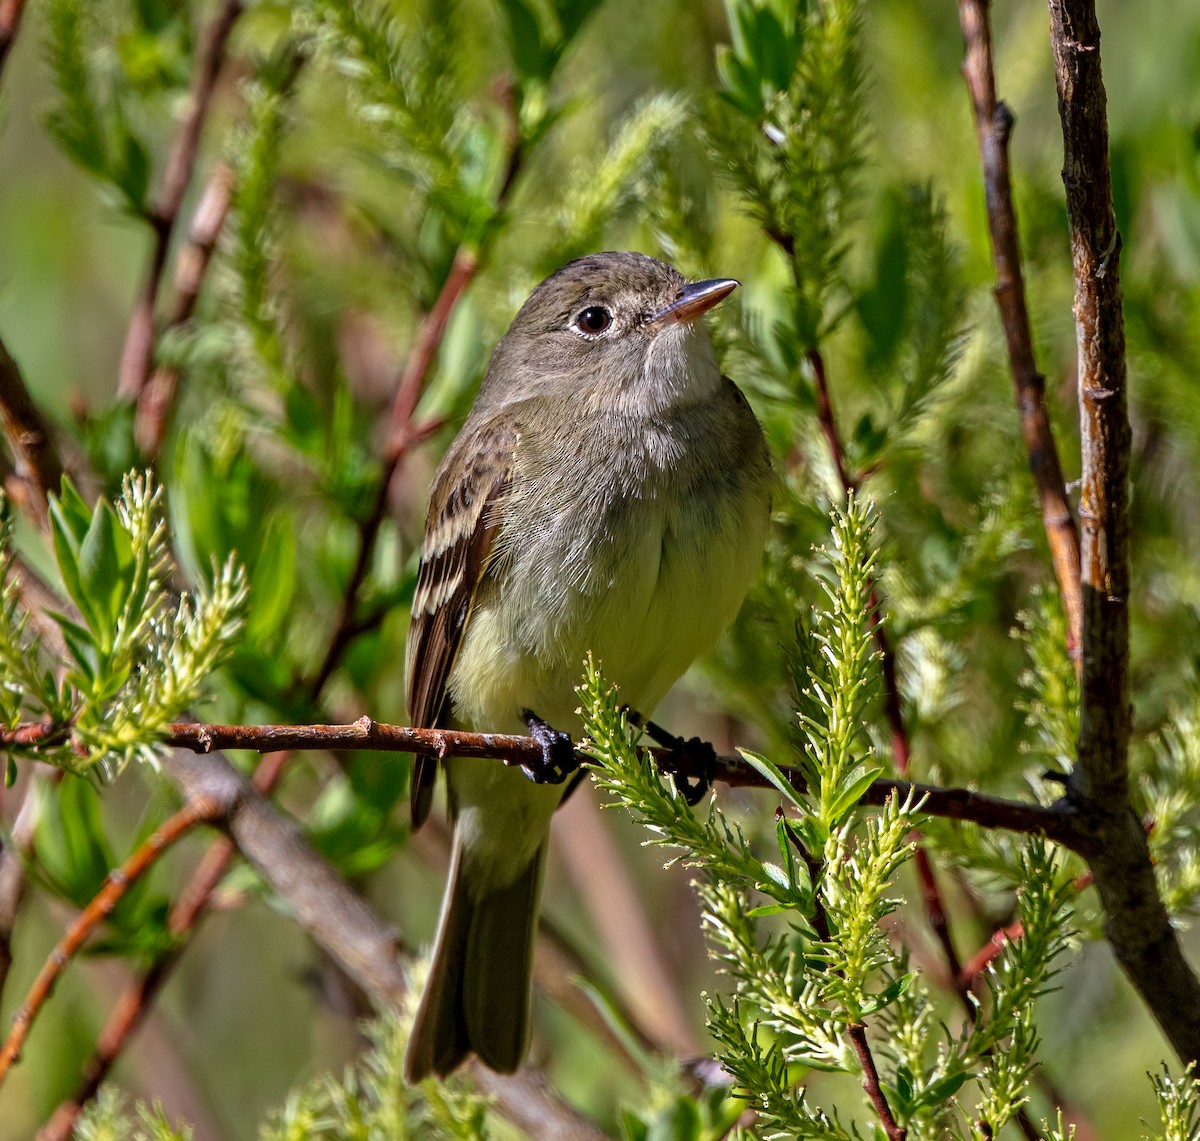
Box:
[574,306,613,335]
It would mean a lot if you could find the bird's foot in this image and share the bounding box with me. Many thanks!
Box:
[625,708,717,807]
[521,711,578,785]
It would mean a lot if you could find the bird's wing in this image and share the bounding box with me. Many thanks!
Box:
[406,419,516,828]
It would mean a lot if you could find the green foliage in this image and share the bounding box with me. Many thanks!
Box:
[43,0,153,215]
[583,498,1077,1139]
[262,1012,492,1140]
[709,0,864,349]
[8,0,1200,1134]
[1146,1064,1200,1141]
[1141,702,1200,918]
[0,474,247,776]
[75,1088,192,1141]
[583,498,918,1134]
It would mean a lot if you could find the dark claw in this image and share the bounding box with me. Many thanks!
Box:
[662,735,717,806]
[521,710,578,785]
[622,707,718,805]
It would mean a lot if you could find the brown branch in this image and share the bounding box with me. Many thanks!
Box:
[957,0,1084,659]
[806,348,856,494]
[307,414,445,697]
[0,0,27,80]
[1046,0,1200,1066]
[35,742,602,1137]
[0,777,43,1006]
[133,163,236,456]
[117,0,244,400]
[0,795,222,1087]
[848,1023,906,1141]
[307,247,484,699]
[0,716,1086,846]
[0,334,65,522]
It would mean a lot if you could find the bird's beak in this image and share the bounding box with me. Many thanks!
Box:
[649,278,739,326]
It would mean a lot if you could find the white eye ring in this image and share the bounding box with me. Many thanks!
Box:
[573,306,614,337]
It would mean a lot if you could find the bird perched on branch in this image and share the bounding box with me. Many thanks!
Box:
[403,250,773,1081]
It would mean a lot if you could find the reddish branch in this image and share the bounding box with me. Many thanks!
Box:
[1045,0,1200,1066]
[0,715,1084,845]
[0,0,27,78]
[0,795,222,1088]
[785,815,905,1139]
[134,163,236,455]
[849,1023,906,1141]
[117,0,244,400]
[0,336,65,521]
[957,0,1084,658]
[957,919,1024,990]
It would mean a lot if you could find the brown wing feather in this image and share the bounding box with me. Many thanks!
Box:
[406,420,516,828]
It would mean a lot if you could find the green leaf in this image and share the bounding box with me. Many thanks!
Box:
[827,764,884,825]
[498,0,548,82]
[554,0,602,41]
[913,1070,969,1109]
[49,496,98,635]
[619,1111,649,1141]
[755,6,793,94]
[51,476,93,543]
[738,747,807,809]
[715,46,763,118]
[35,777,113,909]
[77,503,124,648]
[746,901,791,918]
[52,611,99,678]
[858,970,914,1016]
[773,812,812,902]
[857,190,910,368]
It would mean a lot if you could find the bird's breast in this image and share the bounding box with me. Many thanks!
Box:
[447,403,771,734]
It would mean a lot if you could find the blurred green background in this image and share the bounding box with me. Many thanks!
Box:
[1,0,1200,1137]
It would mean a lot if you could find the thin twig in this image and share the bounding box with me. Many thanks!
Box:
[783,815,905,1140]
[39,753,288,1137]
[0,717,1086,845]
[806,349,856,494]
[848,1023,906,1141]
[957,0,1084,659]
[804,346,969,993]
[0,335,65,522]
[133,163,236,455]
[956,919,1024,990]
[39,751,291,1141]
[0,715,1085,845]
[0,795,222,1087]
[0,0,27,79]
[117,0,244,399]
[0,778,44,1006]
[308,248,480,696]
[1046,0,1200,1065]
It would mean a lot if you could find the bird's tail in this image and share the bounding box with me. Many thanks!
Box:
[404,826,545,1082]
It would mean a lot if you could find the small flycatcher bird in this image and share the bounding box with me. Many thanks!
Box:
[403,251,773,1081]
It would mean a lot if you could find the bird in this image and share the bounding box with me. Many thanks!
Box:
[402,250,773,1082]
